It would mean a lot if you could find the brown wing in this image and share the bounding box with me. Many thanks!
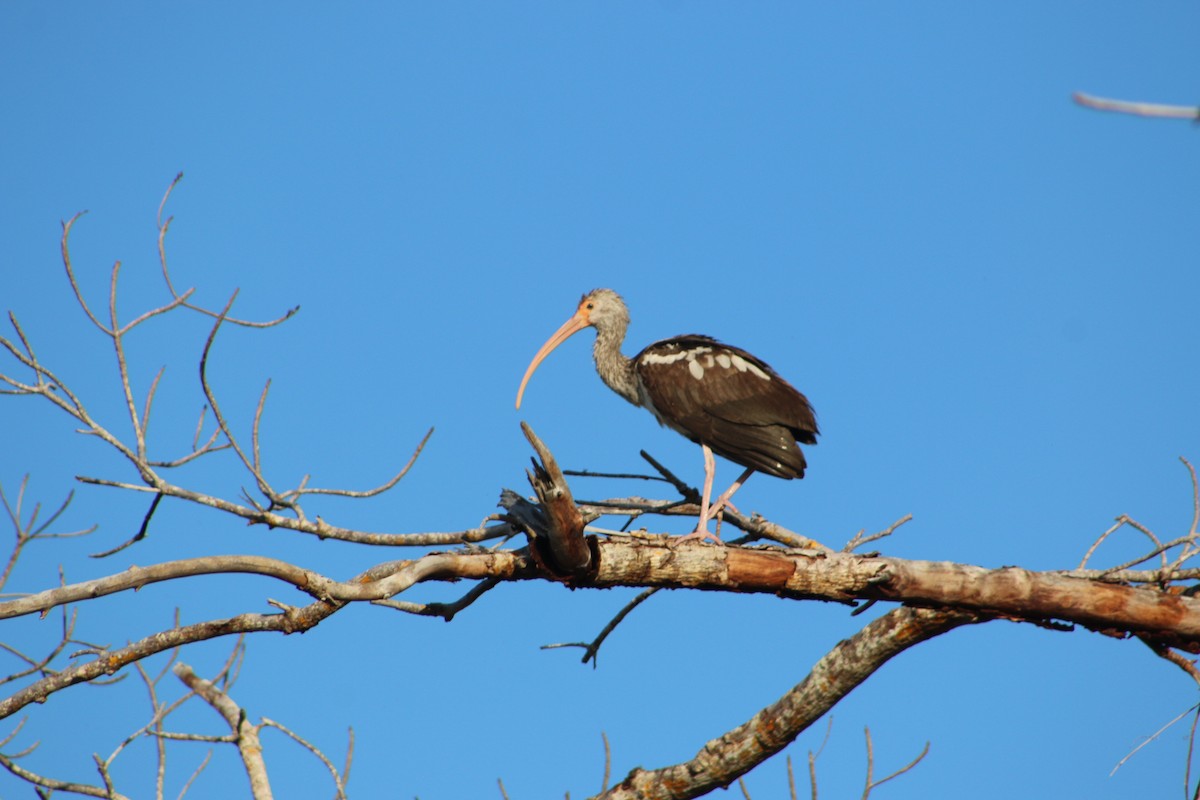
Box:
[635,336,818,479]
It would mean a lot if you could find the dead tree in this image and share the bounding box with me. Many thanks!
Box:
[2,178,1199,799]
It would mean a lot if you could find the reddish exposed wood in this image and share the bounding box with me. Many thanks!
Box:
[874,560,1200,648]
[520,422,593,577]
[586,541,1200,645]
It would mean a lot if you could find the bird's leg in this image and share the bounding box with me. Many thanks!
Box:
[675,446,723,545]
[676,465,755,546]
[708,468,754,520]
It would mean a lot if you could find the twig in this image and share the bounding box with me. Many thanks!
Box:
[807,717,834,800]
[177,750,213,800]
[1141,638,1200,688]
[600,731,611,793]
[0,750,132,800]
[260,717,350,800]
[861,726,929,799]
[155,173,299,329]
[198,290,278,507]
[1073,92,1200,120]
[1188,706,1200,800]
[90,492,163,558]
[251,380,270,481]
[60,212,111,335]
[0,479,97,591]
[0,605,80,686]
[342,727,355,795]
[638,450,700,502]
[843,515,913,553]
[1185,457,1199,539]
[374,577,501,621]
[1079,514,1173,575]
[75,471,516,546]
[1111,702,1200,776]
[132,660,169,799]
[541,588,659,668]
[564,468,673,483]
[283,427,434,500]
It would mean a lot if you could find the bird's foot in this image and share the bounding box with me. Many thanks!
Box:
[673,526,725,546]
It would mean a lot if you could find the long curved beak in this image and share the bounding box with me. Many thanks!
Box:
[515,308,592,409]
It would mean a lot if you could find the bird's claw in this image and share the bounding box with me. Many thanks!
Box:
[672,527,725,547]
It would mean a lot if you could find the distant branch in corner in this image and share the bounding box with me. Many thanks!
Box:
[1073,92,1200,121]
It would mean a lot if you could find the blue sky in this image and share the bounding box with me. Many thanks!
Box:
[2,3,1199,798]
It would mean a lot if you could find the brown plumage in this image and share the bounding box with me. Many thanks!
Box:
[634,335,817,479]
[516,288,818,542]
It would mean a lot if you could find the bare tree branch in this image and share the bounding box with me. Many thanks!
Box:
[155,173,298,329]
[174,663,273,800]
[843,515,913,554]
[860,727,929,799]
[259,717,351,800]
[597,607,977,800]
[1074,91,1200,120]
[0,750,132,800]
[542,588,659,667]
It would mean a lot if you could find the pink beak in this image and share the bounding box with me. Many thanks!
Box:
[515,307,593,409]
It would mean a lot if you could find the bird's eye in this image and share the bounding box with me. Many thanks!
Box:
[586,303,594,310]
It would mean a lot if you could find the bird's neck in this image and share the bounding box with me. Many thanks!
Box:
[593,325,641,407]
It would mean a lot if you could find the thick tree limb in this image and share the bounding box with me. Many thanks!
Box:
[6,543,1200,668]
[596,607,977,799]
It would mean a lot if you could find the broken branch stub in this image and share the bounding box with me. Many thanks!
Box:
[519,422,593,577]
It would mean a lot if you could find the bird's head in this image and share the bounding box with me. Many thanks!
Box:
[515,288,629,409]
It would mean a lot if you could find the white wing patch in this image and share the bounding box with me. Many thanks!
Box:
[644,343,772,382]
[729,353,770,381]
[641,349,692,365]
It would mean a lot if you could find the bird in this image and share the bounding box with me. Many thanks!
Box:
[515,288,818,543]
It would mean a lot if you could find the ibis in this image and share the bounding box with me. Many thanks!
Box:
[515,289,818,543]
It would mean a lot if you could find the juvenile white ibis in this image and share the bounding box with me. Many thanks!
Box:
[515,288,818,543]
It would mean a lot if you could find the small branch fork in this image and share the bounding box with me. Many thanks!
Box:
[1,176,518,548]
[1075,458,1200,586]
[734,721,928,800]
[541,588,660,668]
[0,476,96,590]
[1,636,350,800]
